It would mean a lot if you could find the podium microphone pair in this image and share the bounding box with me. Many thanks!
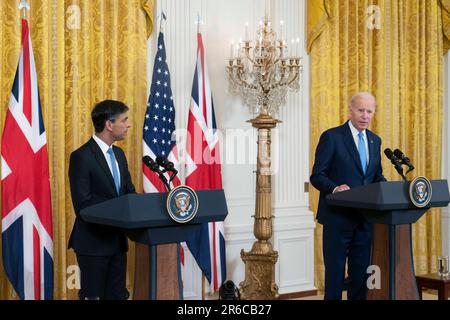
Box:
[383,148,415,180]
[143,155,178,191]
[143,155,178,175]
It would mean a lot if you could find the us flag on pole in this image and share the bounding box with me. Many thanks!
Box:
[1,19,53,300]
[185,32,226,292]
[142,30,184,281]
[142,31,180,194]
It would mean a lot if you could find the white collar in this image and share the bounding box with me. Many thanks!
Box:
[92,134,113,154]
[348,120,366,138]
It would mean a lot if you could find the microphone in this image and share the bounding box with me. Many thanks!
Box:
[165,161,178,174]
[156,156,178,174]
[393,149,414,173]
[143,155,172,191]
[155,155,168,168]
[383,148,396,161]
[143,156,161,173]
[384,148,406,180]
[156,155,178,187]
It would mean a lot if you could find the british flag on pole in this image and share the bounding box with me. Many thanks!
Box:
[1,19,53,300]
[185,32,226,293]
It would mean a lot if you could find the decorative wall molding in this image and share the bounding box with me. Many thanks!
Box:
[275,232,315,293]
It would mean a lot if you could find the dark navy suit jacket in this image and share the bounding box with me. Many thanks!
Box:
[68,138,135,256]
[310,121,386,230]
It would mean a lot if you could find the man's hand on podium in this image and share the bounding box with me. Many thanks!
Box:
[333,184,350,193]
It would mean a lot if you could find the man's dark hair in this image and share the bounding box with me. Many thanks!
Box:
[91,100,129,133]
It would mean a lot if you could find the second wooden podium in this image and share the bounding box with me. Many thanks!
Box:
[327,180,450,300]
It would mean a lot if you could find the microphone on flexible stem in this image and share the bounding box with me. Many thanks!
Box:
[393,149,415,174]
[156,155,178,174]
[143,155,170,191]
[156,156,168,171]
[165,161,178,175]
[384,148,407,181]
[155,155,178,185]
[143,156,160,173]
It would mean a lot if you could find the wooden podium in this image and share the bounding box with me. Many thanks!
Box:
[327,180,450,300]
[80,189,228,300]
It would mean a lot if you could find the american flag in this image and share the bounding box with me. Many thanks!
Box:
[1,19,53,300]
[185,33,226,292]
[142,31,180,192]
[142,31,183,271]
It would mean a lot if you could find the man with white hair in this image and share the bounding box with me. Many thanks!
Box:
[310,92,386,300]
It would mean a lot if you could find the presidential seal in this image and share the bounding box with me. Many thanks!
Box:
[409,176,432,208]
[166,185,199,223]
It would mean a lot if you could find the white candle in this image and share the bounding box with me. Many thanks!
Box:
[245,22,249,41]
[230,40,235,59]
[290,38,295,57]
[279,20,284,41]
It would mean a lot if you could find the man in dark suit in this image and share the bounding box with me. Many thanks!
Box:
[310,92,386,300]
[68,100,135,300]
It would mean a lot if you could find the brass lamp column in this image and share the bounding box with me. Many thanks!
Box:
[239,112,280,300]
[227,16,301,300]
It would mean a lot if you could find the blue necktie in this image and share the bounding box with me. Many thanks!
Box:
[358,132,367,175]
[107,147,121,194]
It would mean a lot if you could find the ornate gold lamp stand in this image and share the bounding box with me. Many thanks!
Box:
[227,17,302,300]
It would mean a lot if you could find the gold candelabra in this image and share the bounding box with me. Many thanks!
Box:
[227,16,302,300]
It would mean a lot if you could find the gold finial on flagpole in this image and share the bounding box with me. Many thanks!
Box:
[18,0,30,19]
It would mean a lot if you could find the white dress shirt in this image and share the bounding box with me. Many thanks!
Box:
[92,134,121,186]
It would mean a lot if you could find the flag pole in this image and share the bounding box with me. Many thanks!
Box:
[18,0,30,20]
[196,13,201,34]
[159,11,166,33]
[202,273,206,300]
[197,12,206,300]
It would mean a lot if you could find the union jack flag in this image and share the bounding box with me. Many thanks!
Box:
[1,19,53,300]
[185,33,226,293]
